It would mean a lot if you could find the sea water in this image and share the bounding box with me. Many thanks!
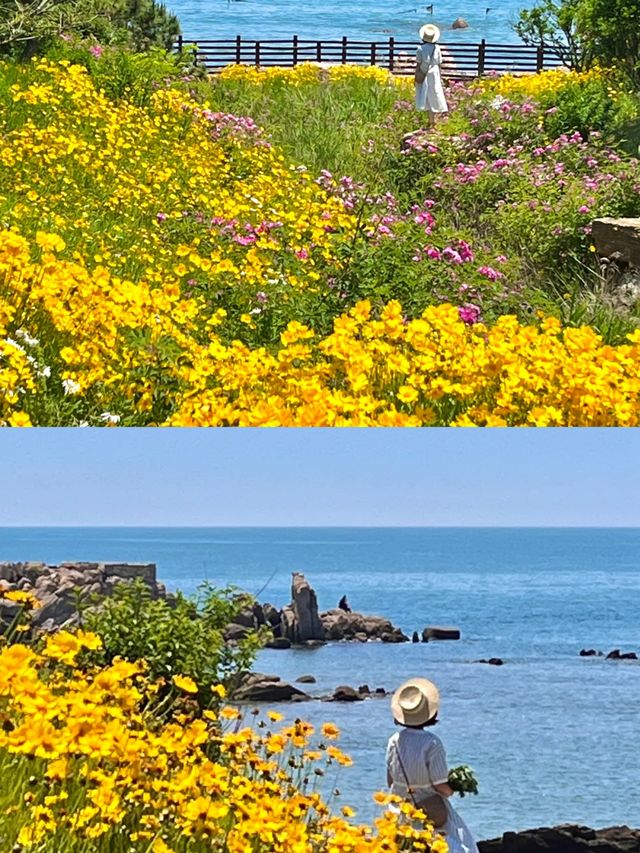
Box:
[1,527,639,837]
[167,0,534,46]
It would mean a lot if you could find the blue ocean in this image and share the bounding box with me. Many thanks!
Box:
[1,527,639,837]
[167,0,534,46]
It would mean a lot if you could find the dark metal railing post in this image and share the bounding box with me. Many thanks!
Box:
[388,36,395,71]
[316,40,322,62]
[177,34,183,54]
[341,35,348,63]
[536,44,544,71]
[235,34,242,64]
[255,41,261,66]
[293,34,299,66]
[370,42,376,65]
[478,38,486,76]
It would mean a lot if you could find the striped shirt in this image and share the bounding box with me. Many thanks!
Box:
[386,728,449,797]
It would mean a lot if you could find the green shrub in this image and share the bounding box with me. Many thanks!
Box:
[83,580,266,706]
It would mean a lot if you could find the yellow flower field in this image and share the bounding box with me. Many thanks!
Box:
[0,630,443,852]
[1,57,639,426]
[3,232,640,426]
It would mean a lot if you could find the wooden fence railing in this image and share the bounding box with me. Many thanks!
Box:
[176,35,561,77]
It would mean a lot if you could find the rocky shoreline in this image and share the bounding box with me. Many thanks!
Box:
[2,563,637,704]
[0,560,168,632]
[478,825,640,853]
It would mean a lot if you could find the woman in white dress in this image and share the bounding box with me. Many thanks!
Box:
[386,677,479,853]
[415,24,449,126]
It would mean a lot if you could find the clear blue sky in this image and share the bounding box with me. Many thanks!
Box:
[1,429,638,527]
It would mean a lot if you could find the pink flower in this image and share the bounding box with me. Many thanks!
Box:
[578,205,590,215]
[89,45,104,58]
[458,303,482,325]
[458,241,474,263]
[426,247,442,260]
[478,265,504,282]
[443,247,462,264]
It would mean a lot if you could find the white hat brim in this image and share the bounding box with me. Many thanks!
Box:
[391,677,440,726]
[419,24,441,42]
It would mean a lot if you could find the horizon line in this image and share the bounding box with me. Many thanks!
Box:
[2,524,639,530]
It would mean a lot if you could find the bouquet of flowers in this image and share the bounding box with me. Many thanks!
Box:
[448,765,479,797]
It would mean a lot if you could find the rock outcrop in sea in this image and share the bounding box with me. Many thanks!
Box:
[224,572,409,646]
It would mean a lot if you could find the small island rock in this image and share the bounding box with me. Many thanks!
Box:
[422,626,461,641]
[332,685,364,702]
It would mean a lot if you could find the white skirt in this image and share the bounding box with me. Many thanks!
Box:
[440,799,479,853]
[415,69,448,113]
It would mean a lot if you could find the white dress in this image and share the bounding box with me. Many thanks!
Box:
[386,728,478,853]
[415,43,448,113]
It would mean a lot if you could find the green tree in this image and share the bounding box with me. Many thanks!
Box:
[514,0,590,69]
[576,0,640,86]
[0,0,180,58]
[515,0,640,86]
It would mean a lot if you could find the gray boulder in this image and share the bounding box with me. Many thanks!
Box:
[262,603,281,626]
[265,637,292,649]
[332,685,364,702]
[321,609,367,640]
[223,623,251,642]
[233,672,310,702]
[422,626,461,641]
[233,608,258,628]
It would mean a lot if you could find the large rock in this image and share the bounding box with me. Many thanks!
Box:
[322,609,367,640]
[606,649,638,660]
[422,626,461,641]
[332,685,364,702]
[452,16,469,28]
[592,218,640,267]
[223,623,251,642]
[281,573,325,644]
[265,637,292,649]
[321,609,408,642]
[232,672,310,702]
[478,825,640,853]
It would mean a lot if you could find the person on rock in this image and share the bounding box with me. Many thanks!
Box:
[415,24,448,127]
[386,677,479,853]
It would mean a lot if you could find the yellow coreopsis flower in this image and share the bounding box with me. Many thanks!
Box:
[172,674,198,694]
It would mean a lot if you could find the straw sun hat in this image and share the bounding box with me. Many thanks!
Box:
[419,23,441,42]
[391,677,440,726]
